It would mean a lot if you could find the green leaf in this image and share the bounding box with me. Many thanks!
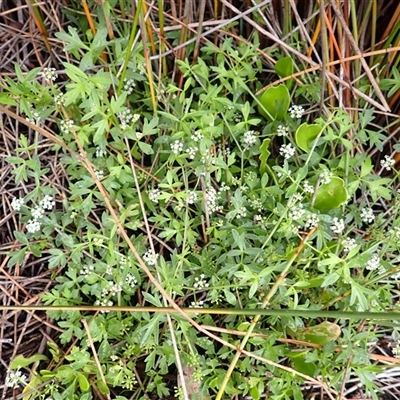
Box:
[259,138,271,175]
[77,373,90,392]
[258,84,290,121]
[288,321,341,345]
[138,141,154,155]
[274,56,294,88]
[314,177,348,212]
[295,123,323,153]
[10,354,48,369]
[97,380,110,395]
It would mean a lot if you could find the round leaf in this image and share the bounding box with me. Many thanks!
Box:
[314,177,348,212]
[295,123,322,153]
[258,84,290,121]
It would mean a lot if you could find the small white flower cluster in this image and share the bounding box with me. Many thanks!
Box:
[60,119,74,135]
[96,146,106,158]
[205,186,221,213]
[43,67,57,82]
[149,188,161,203]
[80,264,94,276]
[360,207,375,224]
[5,369,27,388]
[95,169,104,180]
[277,124,289,137]
[11,197,24,211]
[289,204,305,221]
[331,217,345,234]
[118,109,134,130]
[219,182,230,192]
[289,105,305,119]
[201,152,216,165]
[380,155,395,171]
[95,298,113,312]
[390,226,400,240]
[241,130,257,150]
[279,143,296,160]
[54,92,65,106]
[341,237,357,252]
[254,214,267,229]
[319,170,333,185]
[193,274,209,289]
[106,265,113,275]
[186,147,198,159]
[109,281,123,296]
[189,300,205,308]
[13,194,55,234]
[191,130,204,142]
[303,180,314,194]
[185,190,198,204]
[170,140,184,155]
[249,198,263,213]
[304,213,319,230]
[236,206,247,219]
[26,109,40,125]
[126,273,137,288]
[365,254,385,274]
[143,249,159,266]
[123,78,136,94]
[391,342,400,358]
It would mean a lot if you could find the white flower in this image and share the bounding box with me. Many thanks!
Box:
[319,170,333,185]
[54,93,65,106]
[123,78,136,94]
[241,130,257,150]
[143,249,159,266]
[118,109,133,130]
[185,191,198,204]
[5,369,27,388]
[126,274,138,288]
[149,188,161,203]
[236,206,247,219]
[95,169,104,180]
[170,140,184,155]
[191,130,204,142]
[189,300,205,308]
[360,208,374,224]
[96,146,106,158]
[289,105,305,119]
[279,143,296,160]
[41,195,55,210]
[31,206,44,220]
[342,237,357,252]
[80,265,94,276]
[43,67,57,82]
[380,155,395,171]
[11,197,24,211]
[304,213,319,229]
[277,124,289,136]
[303,180,314,194]
[331,217,345,234]
[289,204,305,221]
[366,254,381,271]
[186,147,198,159]
[193,274,209,289]
[60,119,74,135]
[205,186,221,213]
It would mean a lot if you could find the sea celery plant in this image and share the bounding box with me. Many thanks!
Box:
[2,20,400,400]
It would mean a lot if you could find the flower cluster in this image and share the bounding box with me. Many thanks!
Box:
[279,143,296,160]
[205,186,221,213]
[342,237,357,252]
[330,217,345,234]
[118,109,134,130]
[185,190,198,204]
[149,188,161,203]
[277,124,289,136]
[193,274,209,289]
[289,105,305,119]
[365,254,385,274]
[170,140,184,155]
[380,155,395,171]
[12,194,55,234]
[26,109,40,125]
[43,67,57,82]
[360,207,374,224]
[5,369,27,388]
[319,170,333,185]
[304,213,319,230]
[60,119,74,135]
[186,146,198,159]
[123,78,136,94]
[241,130,257,150]
[191,130,204,142]
[143,249,159,266]
[303,180,314,194]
